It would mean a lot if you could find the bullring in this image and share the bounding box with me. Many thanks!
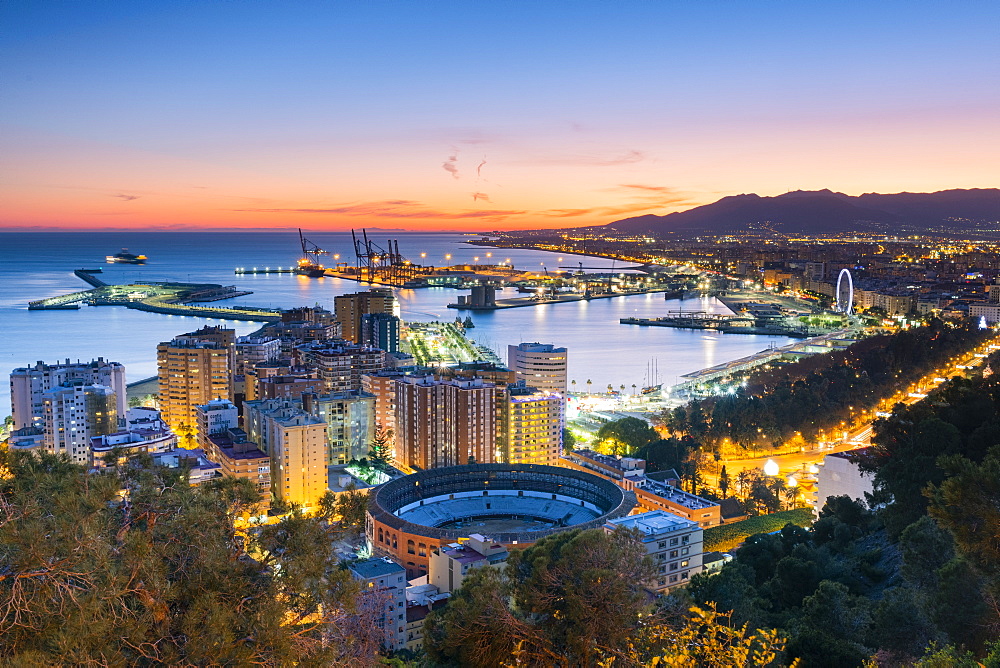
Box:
[366,463,637,578]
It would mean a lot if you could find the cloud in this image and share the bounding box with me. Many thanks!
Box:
[114,193,140,201]
[442,153,460,179]
[232,199,524,222]
[472,192,491,203]
[540,185,697,218]
[476,159,486,178]
[613,184,678,193]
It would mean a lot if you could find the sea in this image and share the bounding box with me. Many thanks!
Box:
[0,231,794,415]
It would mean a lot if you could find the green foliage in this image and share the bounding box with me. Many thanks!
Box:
[425,528,656,667]
[702,509,814,552]
[692,365,1000,665]
[0,449,384,665]
[562,427,576,452]
[927,445,1000,574]
[368,424,394,471]
[678,320,987,452]
[596,417,658,455]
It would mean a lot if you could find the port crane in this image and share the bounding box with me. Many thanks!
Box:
[351,228,421,285]
[296,229,329,277]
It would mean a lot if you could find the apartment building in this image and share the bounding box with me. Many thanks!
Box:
[349,557,408,652]
[500,384,563,465]
[10,357,126,430]
[42,382,119,464]
[335,288,395,344]
[394,376,496,470]
[296,340,386,393]
[605,510,704,594]
[157,334,231,438]
[244,397,327,511]
[507,342,568,394]
[302,390,376,465]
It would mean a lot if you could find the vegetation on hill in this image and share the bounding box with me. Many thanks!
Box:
[667,319,988,453]
[423,528,791,667]
[689,367,1000,666]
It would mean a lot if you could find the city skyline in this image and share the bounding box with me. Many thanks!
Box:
[3,1,999,231]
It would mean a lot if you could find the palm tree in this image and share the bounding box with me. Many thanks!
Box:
[586,379,593,394]
[736,469,754,498]
[631,383,637,395]
[784,485,800,510]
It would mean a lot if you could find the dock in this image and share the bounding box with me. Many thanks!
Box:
[234,267,297,275]
[448,287,674,310]
[29,274,282,322]
[620,316,810,338]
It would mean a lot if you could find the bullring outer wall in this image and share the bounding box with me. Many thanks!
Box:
[366,463,637,578]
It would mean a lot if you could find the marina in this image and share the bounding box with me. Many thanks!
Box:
[1,230,797,413]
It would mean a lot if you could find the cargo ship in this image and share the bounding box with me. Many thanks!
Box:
[294,258,327,278]
[294,229,328,277]
[106,249,147,264]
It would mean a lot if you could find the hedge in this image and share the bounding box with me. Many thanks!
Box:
[703,508,814,552]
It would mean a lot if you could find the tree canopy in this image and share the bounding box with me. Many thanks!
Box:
[0,449,384,666]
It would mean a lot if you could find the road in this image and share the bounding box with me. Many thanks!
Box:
[711,335,1000,488]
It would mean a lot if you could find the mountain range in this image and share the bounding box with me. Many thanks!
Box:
[604,188,1000,235]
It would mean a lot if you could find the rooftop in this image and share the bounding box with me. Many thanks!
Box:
[606,510,698,536]
[349,557,405,580]
[635,477,717,510]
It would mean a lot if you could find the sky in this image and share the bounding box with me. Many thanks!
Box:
[1,1,998,231]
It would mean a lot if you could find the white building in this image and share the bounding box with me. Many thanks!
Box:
[42,382,119,464]
[605,510,704,594]
[235,335,281,374]
[349,557,407,652]
[813,449,874,517]
[970,303,1000,325]
[194,398,239,450]
[10,358,126,430]
[428,533,508,594]
[507,342,568,395]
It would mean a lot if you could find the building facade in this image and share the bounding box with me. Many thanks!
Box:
[194,398,239,450]
[10,358,126,430]
[507,342,568,395]
[348,557,408,652]
[296,340,387,393]
[813,449,874,517]
[303,390,376,465]
[157,336,231,438]
[361,312,401,353]
[42,381,119,464]
[244,397,327,511]
[335,289,395,344]
[605,510,704,593]
[428,533,508,593]
[394,376,497,470]
[501,384,563,465]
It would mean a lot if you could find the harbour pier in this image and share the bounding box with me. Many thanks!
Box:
[29,274,282,322]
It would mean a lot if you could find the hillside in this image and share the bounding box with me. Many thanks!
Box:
[605,188,1000,235]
